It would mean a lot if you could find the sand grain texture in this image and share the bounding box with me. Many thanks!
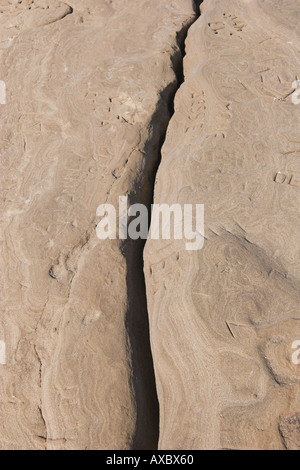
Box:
[144,0,300,450]
[1,0,299,451]
[0,0,196,450]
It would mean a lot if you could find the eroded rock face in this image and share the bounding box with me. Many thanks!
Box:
[0,0,73,35]
[0,0,196,450]
[1,0,299,451]
[144,0,300,450]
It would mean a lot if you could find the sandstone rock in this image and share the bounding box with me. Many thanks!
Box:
[144,0,300,450]
[1,0,299,451]
[0,0,196,450]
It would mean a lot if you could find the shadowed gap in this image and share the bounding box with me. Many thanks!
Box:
[122,0,203,450]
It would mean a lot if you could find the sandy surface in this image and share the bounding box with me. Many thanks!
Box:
[0,0,299,450]
[0,0,196,450]
[145,0,300,450]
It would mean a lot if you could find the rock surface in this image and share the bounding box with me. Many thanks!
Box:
[144,0,300,450]
[0,0,196,450]
[1,0,299,451]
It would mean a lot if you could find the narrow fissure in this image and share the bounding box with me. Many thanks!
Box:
[124,1,203,450]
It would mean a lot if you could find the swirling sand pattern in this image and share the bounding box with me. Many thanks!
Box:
[0,0,197,450]
[144,0,300,450]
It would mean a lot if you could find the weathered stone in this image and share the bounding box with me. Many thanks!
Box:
[144,0,300,450]
[0,0,196,450]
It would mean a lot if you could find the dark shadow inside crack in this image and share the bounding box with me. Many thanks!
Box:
[121,1,203,449]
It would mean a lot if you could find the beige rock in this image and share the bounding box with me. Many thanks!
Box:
[1,0,299,451]
[144,0,300,450]
[0,0,197,450]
